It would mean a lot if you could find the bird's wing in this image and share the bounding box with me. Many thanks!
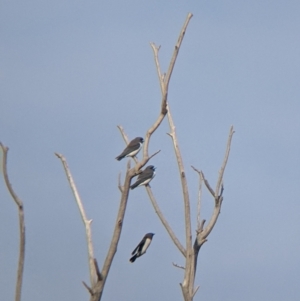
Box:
[136,169,152,182]
[118,141,140,157]
[131,237,146,255]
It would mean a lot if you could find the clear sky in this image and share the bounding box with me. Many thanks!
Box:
[1,1,300,301]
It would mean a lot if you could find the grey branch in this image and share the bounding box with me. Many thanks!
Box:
[0,142,25,301]
[146,186,186,256]
[118,172,123,193]
[164,13,193,93]
[191,166,203,229]
[172,262,186,270]
[94,258,103,281]
[82,281,93,296]
[201,126,235,240]
[100,167,134,295]
[55,153,96,287]
[195,168,215,198]
[167,103,193,285]
[215,126,235,197]
[192,285,200,298]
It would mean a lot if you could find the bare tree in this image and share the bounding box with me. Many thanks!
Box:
[145,96,234,300]
[120,12,234,301]
[0,143,25,301]
[1,12,234,301]
[55,13,193,301]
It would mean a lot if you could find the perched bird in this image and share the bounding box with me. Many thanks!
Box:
[129,233,155,263]
[115,137,144,161]
[130,165,156,190]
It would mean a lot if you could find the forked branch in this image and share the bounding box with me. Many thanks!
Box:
[142,13,193,165]
[196,126,235,242]
[0,142,25,301]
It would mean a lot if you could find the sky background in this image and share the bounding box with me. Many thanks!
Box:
[1,1,300,300]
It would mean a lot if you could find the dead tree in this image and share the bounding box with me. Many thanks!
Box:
[55,13,192,301]
[120,13,234,301]
[146,46,234,301]
[0,143,25,301]
[1,13,233,301]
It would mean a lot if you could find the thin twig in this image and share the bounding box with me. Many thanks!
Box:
[148,149,161,160]
[55,153,96,286]
[191,166,203,229]
[82,281,93,296]
[164,13,193,92]
[193,285,200,298]
[150,44,164,93]
[117,125,130,145]
[172,262,185,270]
[0,143,25,301]
[94,258,103,281]
[215,126,235,196]
[199,219,206,232]
[200,170,215,197]
[118,172,123,193]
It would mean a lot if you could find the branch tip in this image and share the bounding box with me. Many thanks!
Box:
[172,262,185,270]
[94,258,103,281]
[82,281,93,295]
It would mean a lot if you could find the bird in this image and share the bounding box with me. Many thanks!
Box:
[129,233,155,263]
[115,137,144,161]
[130,165,156,190]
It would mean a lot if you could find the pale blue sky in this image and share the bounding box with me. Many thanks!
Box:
[1,1,300,301]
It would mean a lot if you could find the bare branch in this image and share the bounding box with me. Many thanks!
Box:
[0,142,25,301]
[165,13,193,91]
[82,281,93,296]
[215,126,235,196]
[200,170,215,197]
[191,166,203,229]
[148,149,161,160]
[167,103,192,277]
[118,172,123,193]
[117,125,131,147]
[201,126,235,240]
[199,219,206,232]
[55,152,96,286]
[150,43,163,93]
[220,182,224,197]
[172,262,185,270]
[192,285,200,298]
[101,168,134,278]
[146,186,186,257]
[142,13,193,166]
[94,258,103,281]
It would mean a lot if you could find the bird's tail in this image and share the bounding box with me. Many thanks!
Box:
[115,155,124,161]
[130,182,138,190]
[129,254,137,263]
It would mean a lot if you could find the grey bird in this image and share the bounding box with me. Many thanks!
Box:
[129,233,155,263]
[115,137,144,161]
[130,165,156,190]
